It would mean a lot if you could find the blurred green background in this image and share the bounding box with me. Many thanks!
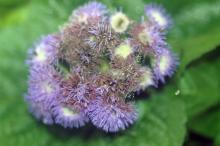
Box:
[0,0,220,146]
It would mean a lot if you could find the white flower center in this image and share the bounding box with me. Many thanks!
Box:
[115,44,132,59]
[138,30,153,45]
[42,82,53,94]
[139,69,154,89]
[111,12,129,33]
[151,10,167,27]
[61,107,76,117]
[159,54,170,75]
[77,13,88,24]
[35,44,47,62]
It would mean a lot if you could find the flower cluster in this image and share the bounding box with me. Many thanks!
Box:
[25,2,177,132]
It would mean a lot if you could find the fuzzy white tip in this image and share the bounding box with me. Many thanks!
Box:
[110,12,130,33]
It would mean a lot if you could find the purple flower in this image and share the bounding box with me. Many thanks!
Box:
[25,65,60,124]
[144,4,172,30]
[138,67,156,90]
[51,75,90,128]
[153,48,178,83]
[86,97,138,132]
[110,12,130,33]
[52,102,89,128]
[26,65,60,102]
[71,1,107,24]
[71,84,89,101]
[25,97,55,125]
[130,22,166,55]
[59,73,90,103]
[95,85,109,96]
[27,35,60,66]
[25,2,177,132]
[86,21,120,54]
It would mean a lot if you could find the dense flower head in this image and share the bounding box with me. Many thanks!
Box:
[86,97,137,132]
[27,35,60,66]
[152,47,178,83]
[144,3,172,30]
[52,103,89,128]
[110,12,130,33]
[26,65,60,102]
[26,99,54,125]
[25,2,178,132]
[70,1,107,24]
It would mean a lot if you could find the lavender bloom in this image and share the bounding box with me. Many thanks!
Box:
[71,84,89,101]
[138,67,156,89]
[25,2,177,132]
[27,35,59,66]
[86,21,120,53]
[130,22,166,55]
[146,25,167,55]
[153,48,178,83]
[71,1,107,24]
[26,65,60,102]
[86,97,138,132]
[59,73,89,103]
[144,4,172,30]
[25,65,60,124]
[95,85,109,95]
[110,12,130,33]
[52,74,90,128]
[25,97,56,125]
[52,104,89,128]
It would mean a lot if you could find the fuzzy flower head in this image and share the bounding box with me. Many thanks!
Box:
[144,4,172,30]
[86,97,138,132]
[139,67,155,89]
[86,21,120,53]
[71,1,107,24]
[26,65,60,103]
[26,99,54,125]
[130,22,166,56]
[28,35,59,66]
[114,42,133,59]
[52,103,89,128]
[110,12,130,33]
[25,65,60,124]
[25,2,178,132]
[152,48,178,83]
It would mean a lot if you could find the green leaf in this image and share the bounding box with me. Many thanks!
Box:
[170,0,220,69]
[185,51,220,141]
[214,135,220,146]
[191,107,220,138]
[189,106,220,144]
[0,0,28,7]
[0,4,29,29]
[177,48,220,118]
